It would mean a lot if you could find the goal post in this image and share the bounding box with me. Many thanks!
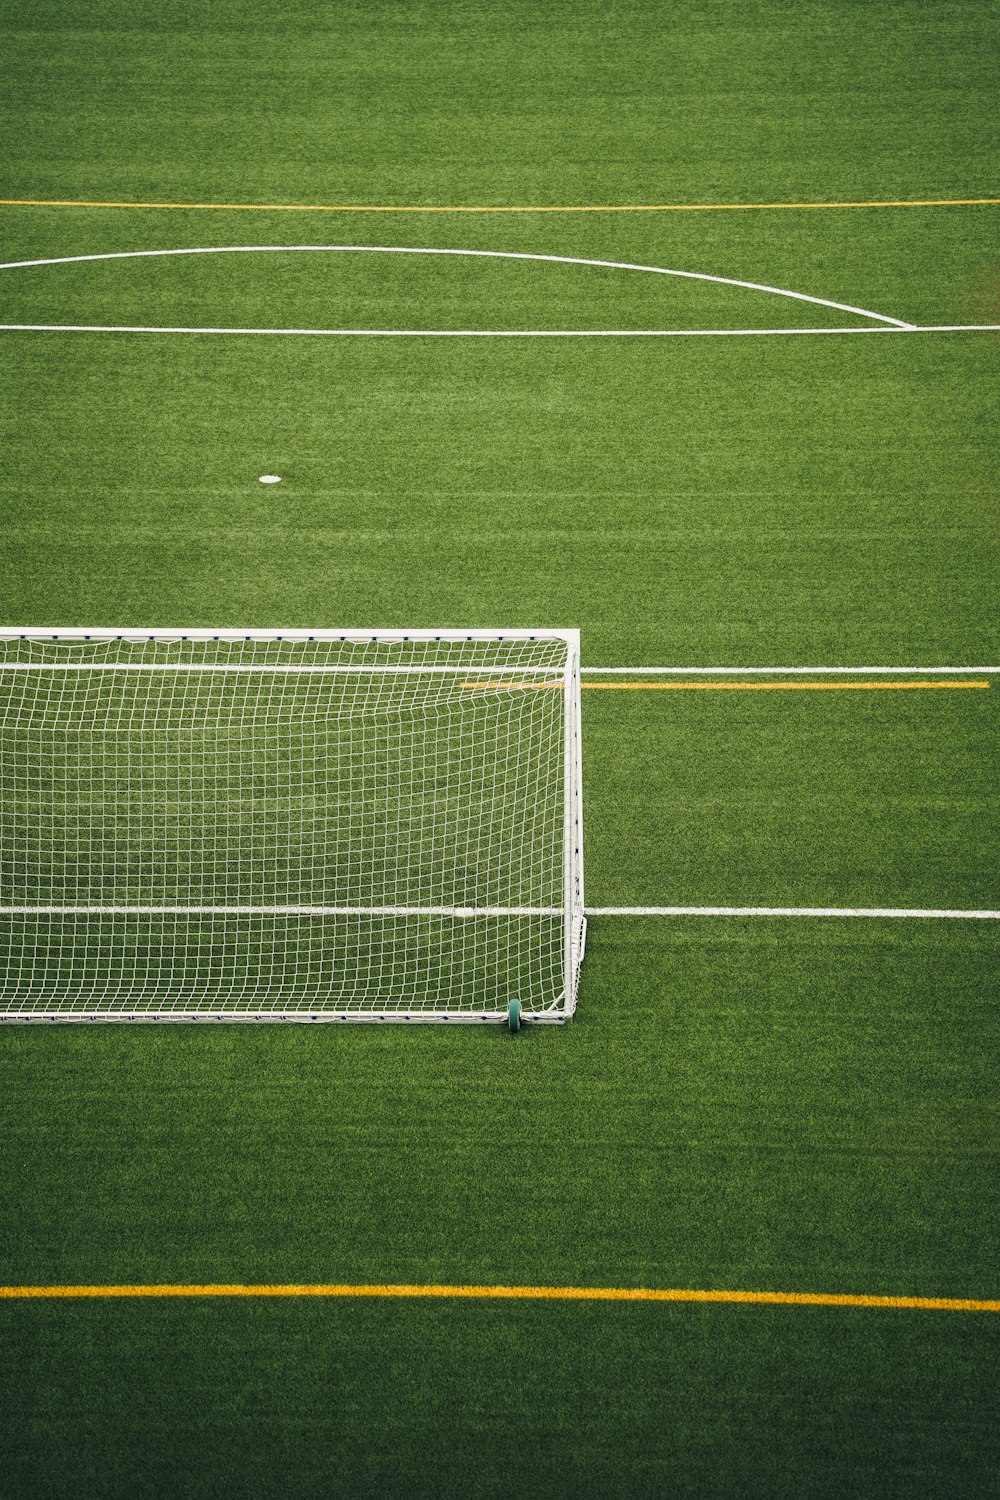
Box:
[0,629,585,1023]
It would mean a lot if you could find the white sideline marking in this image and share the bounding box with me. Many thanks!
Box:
[0,244,914,327]
[3,324,996,338]
[582,666,1000,675]
[4,905,996,921]
[589,907,1000,919]
[905,324,1000,332]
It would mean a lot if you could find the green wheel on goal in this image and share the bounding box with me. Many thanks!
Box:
[507,999,522,1033]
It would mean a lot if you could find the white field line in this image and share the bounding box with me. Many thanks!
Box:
[0,244,914,327]
[4,905,996,921]
[589,907,1000,919]
[2,324,996,338]
[582,666,1000,674]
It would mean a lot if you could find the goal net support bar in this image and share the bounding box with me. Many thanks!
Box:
[0,629,585,1023]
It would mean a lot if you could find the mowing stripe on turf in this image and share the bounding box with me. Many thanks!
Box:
[1,196,998,213]
[0,1283,996,1311]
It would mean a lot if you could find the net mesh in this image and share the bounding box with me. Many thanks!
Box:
[0,633,581,1020]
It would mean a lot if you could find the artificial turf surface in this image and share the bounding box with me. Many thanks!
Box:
[2,923,998,1496]
[1,0,999,1494]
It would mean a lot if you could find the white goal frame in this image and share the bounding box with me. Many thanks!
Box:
[0,627,585,1024]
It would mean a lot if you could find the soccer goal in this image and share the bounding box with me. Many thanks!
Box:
[0,629,584,1024]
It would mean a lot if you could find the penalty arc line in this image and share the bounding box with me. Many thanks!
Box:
[0,244,915,328]
[0,1282,996,1311]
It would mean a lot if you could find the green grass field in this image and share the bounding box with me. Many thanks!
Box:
[1,1,999,1494]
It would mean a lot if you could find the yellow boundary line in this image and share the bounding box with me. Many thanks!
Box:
[466,681,990,692]
[1,196,998,215]
[1,1282,996,1311]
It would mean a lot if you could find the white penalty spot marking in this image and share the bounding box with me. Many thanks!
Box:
[258,475,282,484]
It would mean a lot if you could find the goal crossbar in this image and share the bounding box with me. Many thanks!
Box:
[0,905,564,916]
[0,664,567,674]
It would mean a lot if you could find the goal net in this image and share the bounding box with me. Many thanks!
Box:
[0,630,584,1023]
